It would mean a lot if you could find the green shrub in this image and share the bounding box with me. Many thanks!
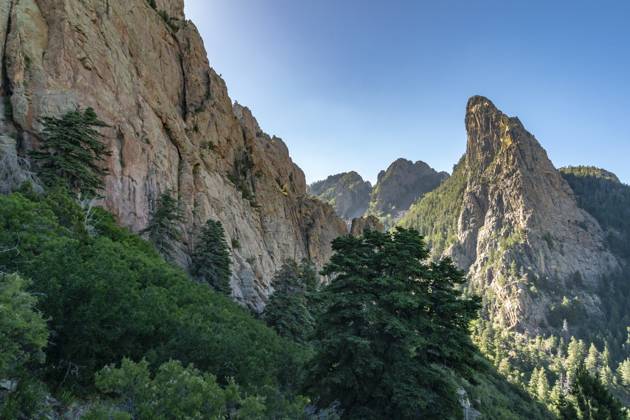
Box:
[92,358,309,419]
[0,191,306,397]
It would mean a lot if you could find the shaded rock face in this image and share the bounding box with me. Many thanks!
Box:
[310,160,447,227]
[308,171,372,222]
[0,0,346,311]
[369,158,448,221]
[350,215,384,237]
[402,96,619,335]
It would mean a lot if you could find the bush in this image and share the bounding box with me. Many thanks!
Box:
[0,274,49,418]
[93,358,309,419]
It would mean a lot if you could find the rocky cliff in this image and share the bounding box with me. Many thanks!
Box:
[400,96,619,335]
[349,215,384,237]
[307,171,371,222]
[0,0,346,311]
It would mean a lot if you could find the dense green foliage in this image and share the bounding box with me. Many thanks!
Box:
[0,274,50,418]
[29,108,110,197]
[263,260,317,343]
[0,189,307,415]
[472,320,629,415]
[399,157,467,256]
[191,219,232,294]
[304,228,482,419]
[568,365,626,419]
[91,358,309,419]
[0,274,48,379]
[142,190,184,259]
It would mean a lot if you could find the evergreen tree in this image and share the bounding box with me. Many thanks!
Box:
[304,228,480,419]
[618,359,630,387]
[599,344,614,387]
[191,219,231,294]
[30,107,110,197]
[263,260,315,343]
[572,365,625,419]
[529,367,542,395]
[536,369,550,402]
[142,190,184,259]
[585,343,600,376]
[566,337,586,383]
[556,391,579,420]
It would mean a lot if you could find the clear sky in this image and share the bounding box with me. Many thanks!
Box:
[184,0,630,185]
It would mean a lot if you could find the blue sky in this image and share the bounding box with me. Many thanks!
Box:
[184,0,630,184]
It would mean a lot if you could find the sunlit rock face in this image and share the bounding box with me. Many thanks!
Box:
[401,96,619,335]
[0,0,345,311]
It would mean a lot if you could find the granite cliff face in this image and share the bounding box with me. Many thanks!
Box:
[310,159,447,226]
[307,171,371,222]
[0,0,346,311]
[401,96,619,335]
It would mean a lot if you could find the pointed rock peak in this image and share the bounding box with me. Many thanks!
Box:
[466,95,499,116]
[464,96,538,172]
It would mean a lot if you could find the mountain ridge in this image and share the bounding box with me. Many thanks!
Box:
[309,158,448,226]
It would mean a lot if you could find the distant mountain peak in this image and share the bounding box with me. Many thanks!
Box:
[310,159,448,226]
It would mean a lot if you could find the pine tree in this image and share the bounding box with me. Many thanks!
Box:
[263,260,315,343]
[304,228,480,419]
[566,337,586,384]
[617,359,630,387]
[536,369,550,402]
[529,367,541,395]
[143,190,184,259]
[599,344,614,387]
[572,365,625,419]
[30,107,111,197]
[585,343,600,376]
[191,219,232,294]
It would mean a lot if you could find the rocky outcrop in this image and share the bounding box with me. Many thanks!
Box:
[369,158,448,223]
[401,96,619,335]
[350,215,384,237]
[308,171,372,223]
[0,0,346,311]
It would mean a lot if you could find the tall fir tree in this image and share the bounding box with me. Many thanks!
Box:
[585,343,600,376]
[191,219,232,294]
[572,365,625,419]
[618,359,630,387]
[304,228,480,419]
[142,190,184,260]
[30,107,110,197]
[263,260,316,343]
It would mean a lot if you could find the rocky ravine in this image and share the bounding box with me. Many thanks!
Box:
[401,96,619,335]
[0,0,346,311]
